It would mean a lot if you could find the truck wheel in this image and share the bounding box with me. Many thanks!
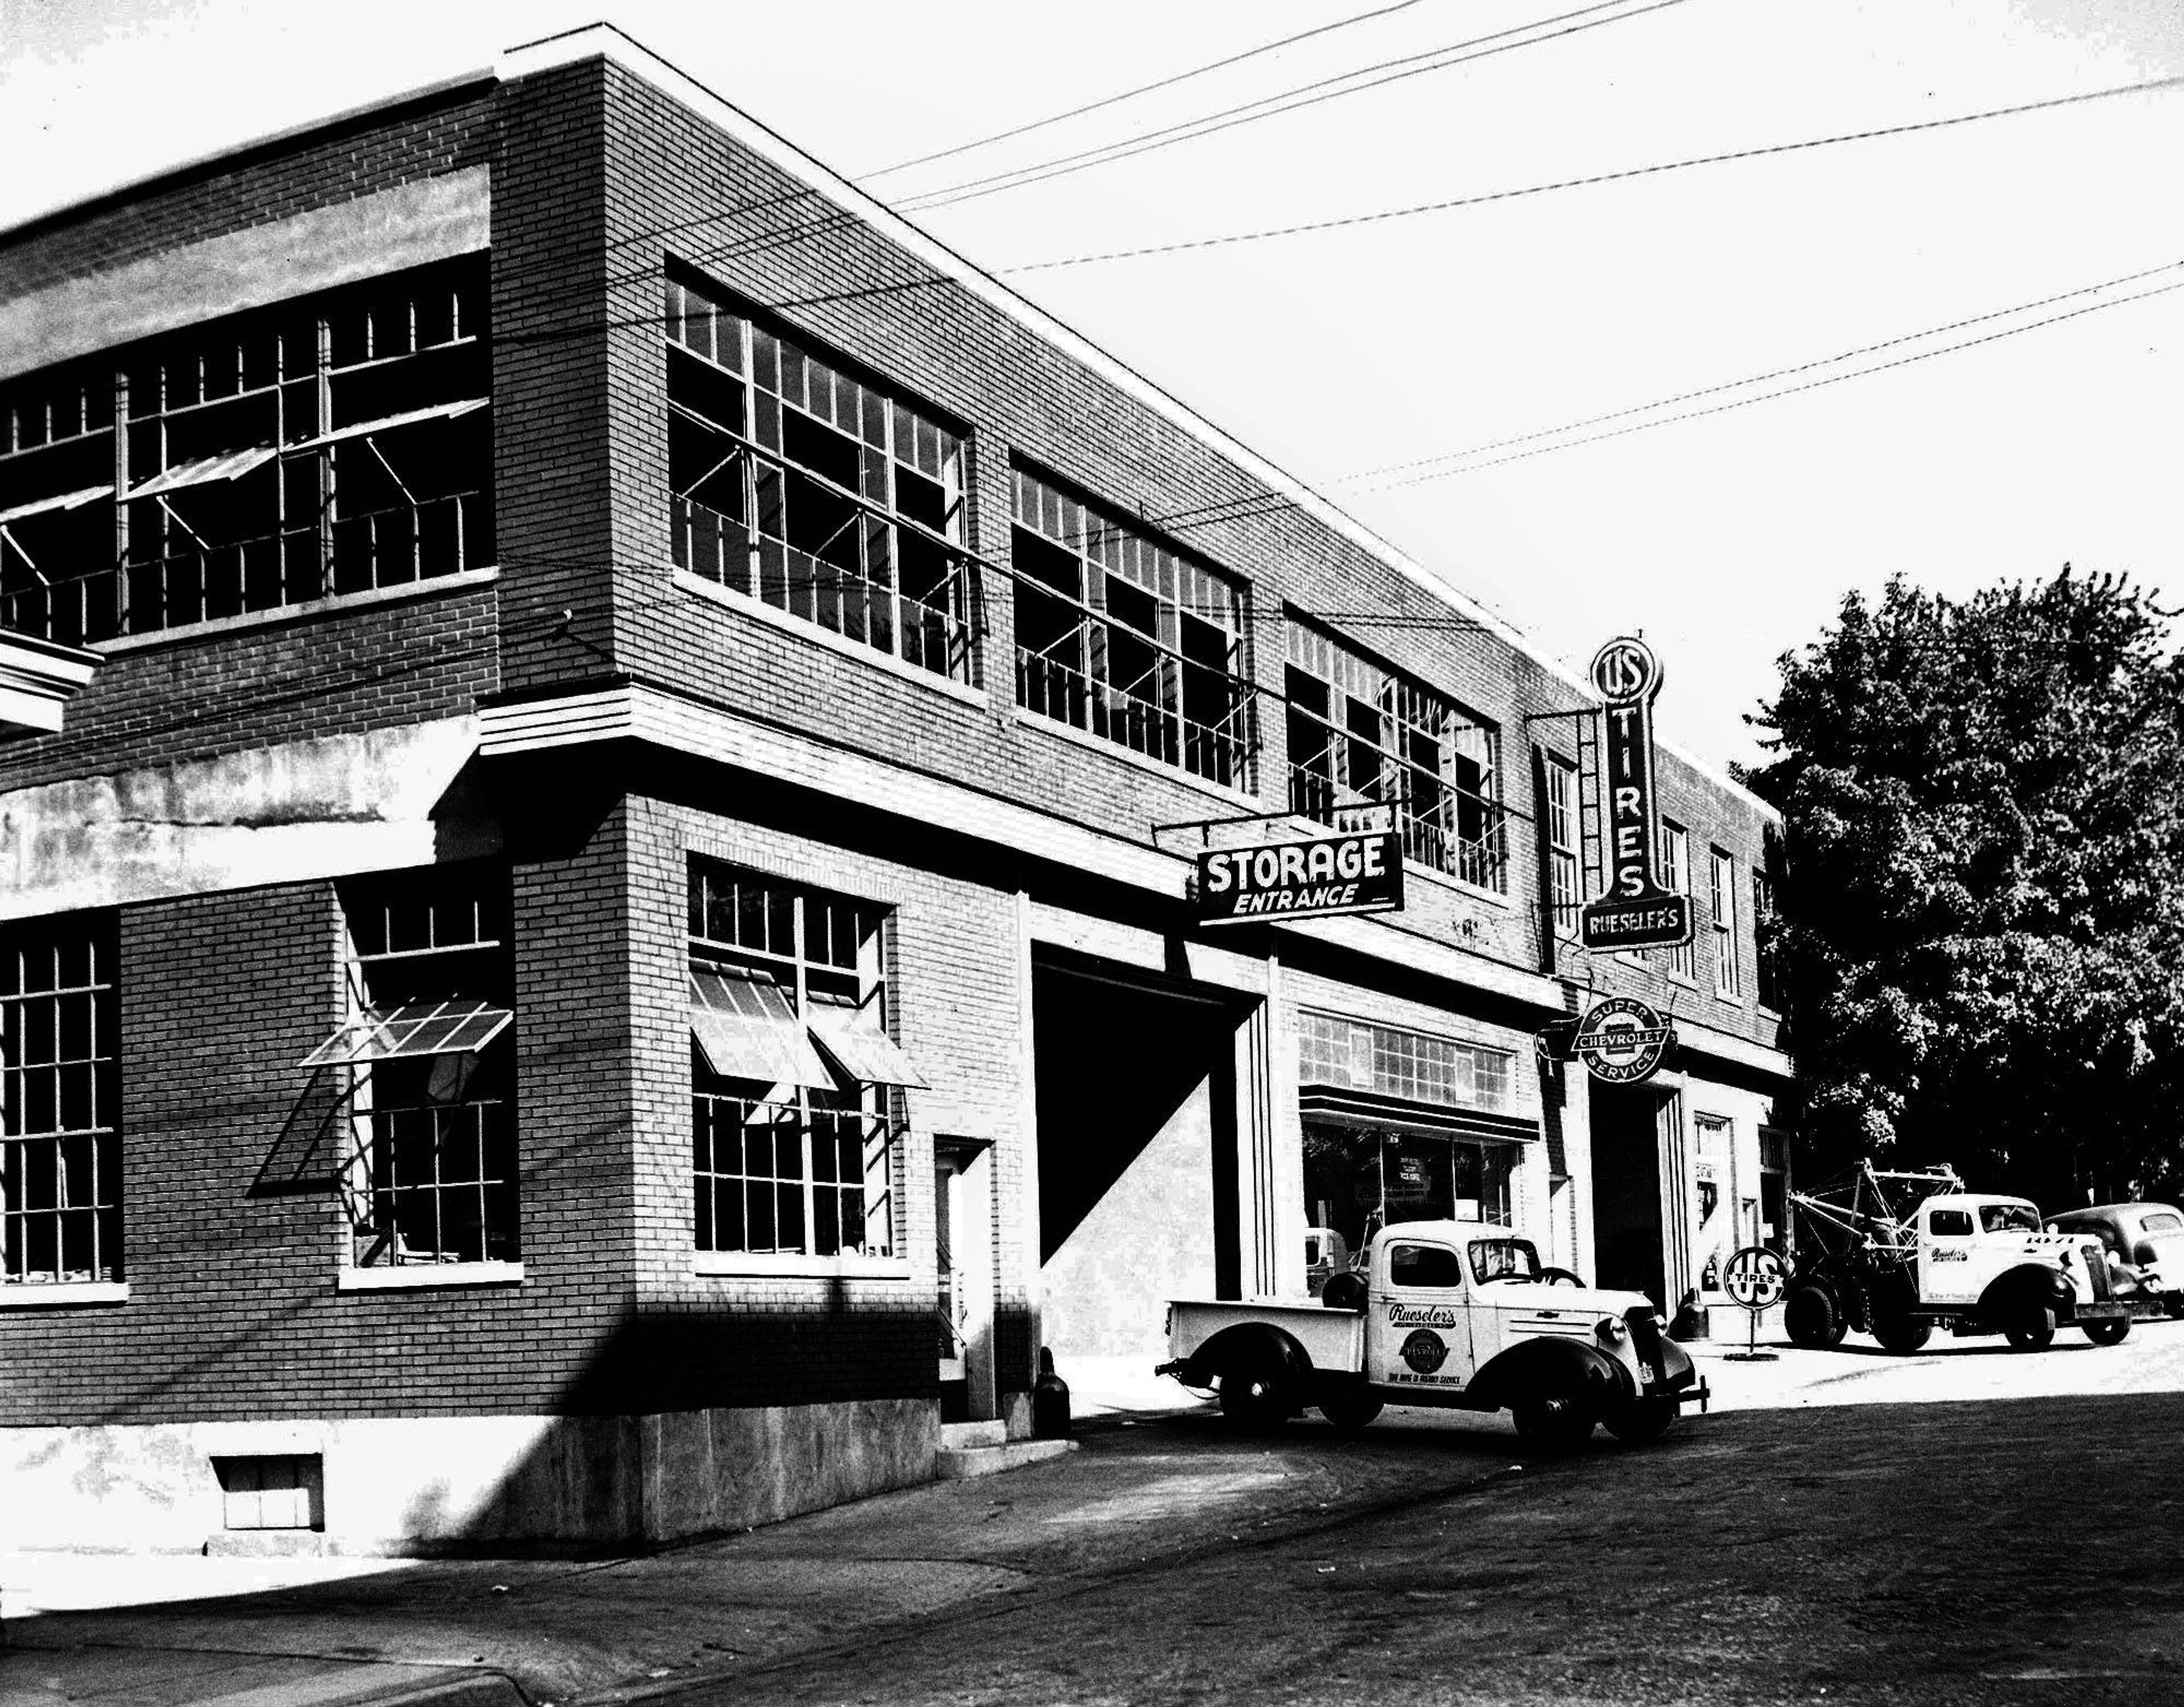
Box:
[1218,1360,1294,1432]
[2003,1303,2057,1351]
[1785,1283,1846,1350]
[1871,1312,1933,1354]
[1318,1398,1384,1433]
[1603,1398,1676,1444]
[2083,1316,2131,1347]
[1511,1387,1596,1453]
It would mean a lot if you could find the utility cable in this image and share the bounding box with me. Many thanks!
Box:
[1002,73,2184,274]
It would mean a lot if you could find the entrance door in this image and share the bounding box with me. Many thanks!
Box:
[936,1154,967,1388]
[936,1138,996,1421]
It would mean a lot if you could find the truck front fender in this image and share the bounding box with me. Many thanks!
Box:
[1172,1322,1316,1392]
[1466,1336,1632,1414]
[1979,1262,2074,1324]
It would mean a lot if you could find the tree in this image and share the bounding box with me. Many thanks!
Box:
[1746,568,2184,1206]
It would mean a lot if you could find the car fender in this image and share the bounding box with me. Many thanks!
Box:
[1466,1335,1632,1413]
[1179,1322,1316,1391]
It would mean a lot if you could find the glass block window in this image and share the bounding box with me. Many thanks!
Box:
[330,866,517,1268]
[1297,1010,1515,1114]
[1,914,119,1286]
[0,258,490,646]
[1010,466,1254,788]
[665,274,975,683]
[688,858,900,1260]
[1287,619,1505,891]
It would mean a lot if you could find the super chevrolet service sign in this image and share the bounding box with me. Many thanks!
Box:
[1196,830,1404,925]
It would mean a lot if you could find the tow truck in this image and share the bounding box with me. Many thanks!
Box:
[1786,1163,2129,1351]
[1157,1219,1708,1450]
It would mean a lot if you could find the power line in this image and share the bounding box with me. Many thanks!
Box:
[1002,73,2184,274]
[863,0,1438,181]
[897,1,1683,213]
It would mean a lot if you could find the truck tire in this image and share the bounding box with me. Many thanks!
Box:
[2003,1303,2057,1351]
[1218,1358,1296,1432]
[1871,1312,1933,1354]
[1318,1397,1384,1433]
[1511,1384,1596,1453]
[1785,1283,1846,1350]
[1603,1397,1676,1444]
[2083,1316,2131,1346]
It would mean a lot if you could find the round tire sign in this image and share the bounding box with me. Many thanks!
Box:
[1400,1329,1447,1374]
[1575,996,1673,1085]
[1723,1246,1788,1311]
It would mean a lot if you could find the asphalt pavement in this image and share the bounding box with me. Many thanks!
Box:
[9,1319,2184,1706]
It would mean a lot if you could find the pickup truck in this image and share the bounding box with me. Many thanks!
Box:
[1156,1219,1709,1450]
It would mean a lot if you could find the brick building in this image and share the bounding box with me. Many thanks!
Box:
[0,27,1793,1553]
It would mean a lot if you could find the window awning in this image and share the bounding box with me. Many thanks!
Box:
[300,998,514,1068]
[808,998,930,1089]
[126,445,278,501]
[0,484,114,527]
[300,396,488,450]
[689,967,835,1089]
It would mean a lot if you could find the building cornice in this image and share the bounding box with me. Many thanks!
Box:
[0,630,98,733]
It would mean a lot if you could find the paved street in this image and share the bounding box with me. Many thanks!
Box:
[9,1326,2184,1706]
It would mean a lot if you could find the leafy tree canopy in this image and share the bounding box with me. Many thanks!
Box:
[1747,568,2184,1207]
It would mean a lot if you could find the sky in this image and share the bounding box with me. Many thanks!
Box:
[2,0,2179,776]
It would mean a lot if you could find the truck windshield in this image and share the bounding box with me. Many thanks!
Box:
[1469,1239,1542,1284]
[1980,1204,2041,1233]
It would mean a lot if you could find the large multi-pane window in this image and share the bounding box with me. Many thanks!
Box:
[0,258,490,647]
[1,915,119,1287]
[1711,848,1742,1000]
[664,275,974,683]
[1296,1011,1515,1114]
[306,866,516,1268]
[689,859,922,1261]
[1543,752,1579,934]
[1010,468,1253,788]
[1286,621,1505,891]
[1660,821,1695,980]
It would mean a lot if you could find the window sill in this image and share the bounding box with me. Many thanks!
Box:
[0,1280,128,1308]
[90,566,500,656]
[1008,704,1264,811]
[336,1261,524,1292]
[694,1251,911,1280]
[672,567,990,710]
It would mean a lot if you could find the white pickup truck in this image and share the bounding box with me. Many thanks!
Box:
[1156,1219,1709,1450]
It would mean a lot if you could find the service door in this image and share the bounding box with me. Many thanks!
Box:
[1368,1238,1474,1395]
[1919,1204,1978,1305]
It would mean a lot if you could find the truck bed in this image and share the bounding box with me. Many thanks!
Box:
[1169,1297,1363,1374]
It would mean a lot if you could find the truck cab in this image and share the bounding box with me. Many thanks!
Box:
[1159,1220,1708,1450]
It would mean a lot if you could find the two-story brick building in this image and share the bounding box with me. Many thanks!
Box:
[0,26,1793,1554]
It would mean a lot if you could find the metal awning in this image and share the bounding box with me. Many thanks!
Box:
[300,998,514,1068]
[126,445,278,501]
[0,484,113,527]
[689,966,835,1089]
[808,998,930,1089]
[1297,1085,1539,1143]
[299,396,488,450]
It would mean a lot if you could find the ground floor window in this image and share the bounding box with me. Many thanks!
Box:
[0,913,119,1286]
[1694,1113,1734,1294]
[1302,1122,1515,1258]
[688,858,925,1260]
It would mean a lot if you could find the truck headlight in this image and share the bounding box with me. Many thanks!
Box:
[1597,1317,1627,1343]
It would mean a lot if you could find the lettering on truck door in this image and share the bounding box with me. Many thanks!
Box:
[1920,1204,1978,1304]
[1371,1239,1474,1390]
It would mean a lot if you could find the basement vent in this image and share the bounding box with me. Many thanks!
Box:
[212,1453,324,1532]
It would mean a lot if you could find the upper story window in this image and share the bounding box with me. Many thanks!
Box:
[0,259,490,647]
[1752,868,1784,1010]
[1286,620,1505,892]
[1660,820,1695,981]
[1010,468,1254,790]
[1,914,119,1287]
[664,275,975,684]
[304,866,516,1268]
[688,858,926,1262]
[1542,751,1579,935]
[1710,848,1741,999]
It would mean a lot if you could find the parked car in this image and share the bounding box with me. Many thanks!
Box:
[1303,1227,1351,1298]
[2046,1203,2184,1318]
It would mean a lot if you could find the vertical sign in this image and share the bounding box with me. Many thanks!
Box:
[1581,636,1695,952]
